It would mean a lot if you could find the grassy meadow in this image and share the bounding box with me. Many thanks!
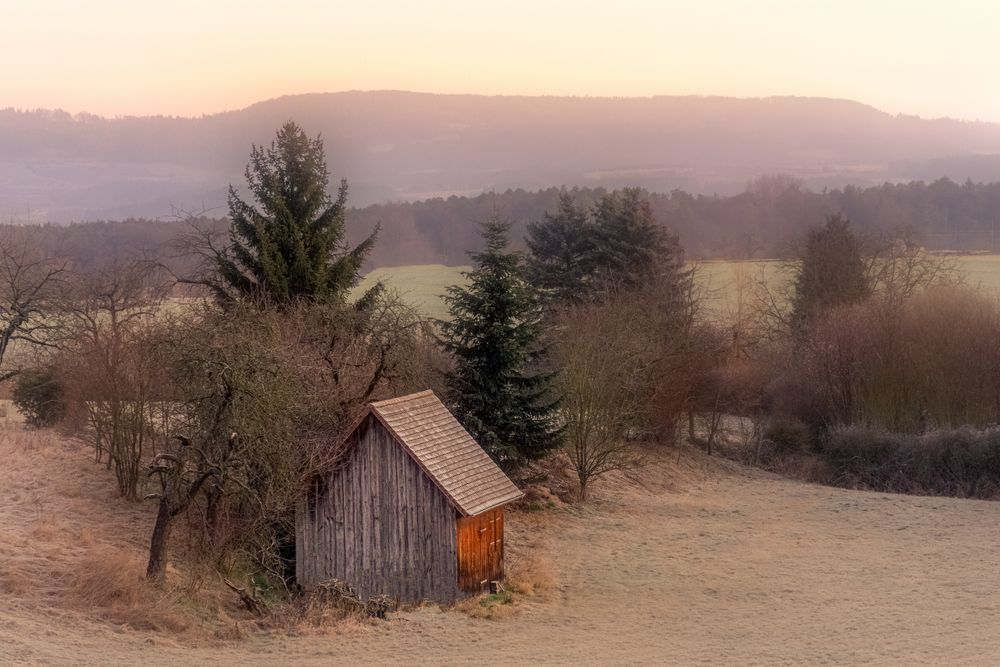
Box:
[359,254,1000,321]
[356,264,468,321]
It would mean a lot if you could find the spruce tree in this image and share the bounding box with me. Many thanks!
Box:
[590,187,666,289]
[790,214,870,333]
[216,121,376,305]
[439,217,562,471]
[527,188,675,303]
[525,192,596,303]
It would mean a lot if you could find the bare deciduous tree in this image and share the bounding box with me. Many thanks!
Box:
[0,228,69,380]
[864,235,960,306]
[146,435,224,581]
[554,297,645,499]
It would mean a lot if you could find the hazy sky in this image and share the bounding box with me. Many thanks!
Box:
[2,0,999,121]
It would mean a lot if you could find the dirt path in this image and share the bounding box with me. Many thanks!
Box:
[3,435,1000,665]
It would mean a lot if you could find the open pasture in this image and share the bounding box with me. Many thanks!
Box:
[356,255,1000,321]
[5,431,1000,665]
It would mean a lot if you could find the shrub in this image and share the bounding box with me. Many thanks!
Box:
[12,366,65,428]
[763,418,811,455]
[819,425,1000,498]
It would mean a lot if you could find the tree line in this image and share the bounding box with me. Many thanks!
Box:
[11,175,1000,274]
[350,176,1000,264]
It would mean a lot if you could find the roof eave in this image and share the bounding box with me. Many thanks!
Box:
[464,491,526,517]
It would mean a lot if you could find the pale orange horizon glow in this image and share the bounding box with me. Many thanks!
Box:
[1,0,998,121]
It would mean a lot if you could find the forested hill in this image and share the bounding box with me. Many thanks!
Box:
[6,91,1000,224]
[21,178,1000,271]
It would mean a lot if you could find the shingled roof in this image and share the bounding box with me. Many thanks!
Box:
[351,390,523,516]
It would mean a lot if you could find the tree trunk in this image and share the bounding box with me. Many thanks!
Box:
[145,464,216,582]
[205,484,224,546]
[753,419,763,466]
[146,499,174,581]
[706,411,720,456]
[687,411,696,442]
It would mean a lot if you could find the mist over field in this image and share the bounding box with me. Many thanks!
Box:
[6,91,1000,224]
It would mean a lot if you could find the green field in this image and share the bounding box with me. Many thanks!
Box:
[358,255,1000,321]
[952,254,1000,290]
[356,264,469,321]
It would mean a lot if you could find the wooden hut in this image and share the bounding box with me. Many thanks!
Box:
[295,390,523,603]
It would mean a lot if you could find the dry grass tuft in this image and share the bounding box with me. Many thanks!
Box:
[212,621,250,641]
[454,589,519,620]
[30,515,61,541]
[0,560,32,596]
[264,580,389,635]
[69,545,146,609]
[516,450,577,505]
[506,551,556,598]
[63,545,198,633]
[516,484,565,513]
[455,535,558,620]
[284,614,375,637]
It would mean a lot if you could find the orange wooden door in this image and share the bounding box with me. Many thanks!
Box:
[456,508,504,592]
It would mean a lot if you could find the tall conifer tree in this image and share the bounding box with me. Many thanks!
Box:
[439,217,561,470]
[527,188,684,304]
[216,121,377,305]
[790,214,870,333]
[525,192,596,303]
[590,187,666,289]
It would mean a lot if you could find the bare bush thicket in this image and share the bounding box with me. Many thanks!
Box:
[819,425,1000,498]
[755,229,958,341]
[57,262,172,499]
[777,287,1000,434]
[687,261,771,457]
[548,256,744,496]
[627,267,705,442]
[690,360,772,458]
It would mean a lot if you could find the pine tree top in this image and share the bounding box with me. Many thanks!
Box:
[217,121,377,306]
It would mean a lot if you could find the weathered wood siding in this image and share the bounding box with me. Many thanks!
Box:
[456,507,504,592]
[296,415,460,603]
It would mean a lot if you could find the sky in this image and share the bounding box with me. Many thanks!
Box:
[1,0,999,121]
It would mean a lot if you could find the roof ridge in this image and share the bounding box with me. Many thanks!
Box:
[370,389,436,409]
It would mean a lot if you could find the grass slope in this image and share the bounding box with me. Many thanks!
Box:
[5,432,1000,664]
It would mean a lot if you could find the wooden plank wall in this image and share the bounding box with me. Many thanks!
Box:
[295,416,461,603]
[456,507,504,592]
